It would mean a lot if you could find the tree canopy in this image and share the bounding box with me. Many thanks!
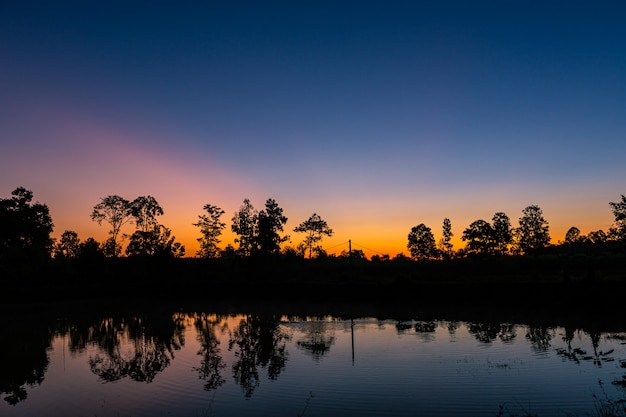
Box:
[407,223,437,260]
[293,213,333,258]
[0,187,54,263]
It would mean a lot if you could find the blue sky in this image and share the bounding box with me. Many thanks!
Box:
[1,1,625,256]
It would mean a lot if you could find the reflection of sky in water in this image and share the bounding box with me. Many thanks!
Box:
[2,316,625,417]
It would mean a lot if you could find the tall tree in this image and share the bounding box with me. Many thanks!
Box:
[231,198,258,256]
[0,186,54,261]
[516,205,550,254]
[609,194,626,241]
[491,212,512,255]
[193,203,226,258]
[438,218,454,259]
[125,196,184,258]
[293,213,333,258]
[129,196,163,233]
[407,223,437,260]
[257,198,289,255]
[461,219,495,256]
[91,195,131,257]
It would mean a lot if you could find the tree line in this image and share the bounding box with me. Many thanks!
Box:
[1,186,625,271]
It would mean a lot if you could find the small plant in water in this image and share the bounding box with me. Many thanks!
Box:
[590,380,626,417]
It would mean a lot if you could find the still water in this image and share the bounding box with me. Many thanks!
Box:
[2,301,626,417]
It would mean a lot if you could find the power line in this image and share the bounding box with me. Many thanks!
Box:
[351,241,387,256]
[325,241,350,250]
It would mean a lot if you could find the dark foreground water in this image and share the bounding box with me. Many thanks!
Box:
[2,298,626,417]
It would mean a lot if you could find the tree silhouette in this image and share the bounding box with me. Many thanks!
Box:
[609,194,626,241]
[193,203,226,258]
[231,198,258,256]
[124,196,184,258]
[492,212,512,255]
[91,195,131,257]
[129,196,163,233]
[438,218,454,260]
[516,205,550,254]
[587,229,607,243]
[0,187,54,271]
[407,223,437,260]
[54,230,80,259]
[462,219,495,256]
[125,224,185,258]
[293,213,333,258]
[564,226,582,244]
[257,198,289,256]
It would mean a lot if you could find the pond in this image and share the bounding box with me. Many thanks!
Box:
[1,298,626,417]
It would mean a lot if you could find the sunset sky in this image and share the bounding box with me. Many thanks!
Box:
[2,1,625,257]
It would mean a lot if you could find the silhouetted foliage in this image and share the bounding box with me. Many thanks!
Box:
[407,223,437,260]
[129,196,163,233]
[54,230,80,259]
[91,195,131,257]
[438,218,454,260]
[340,248,366,260]
[256,198,289,256]
[231,198,258,257]
[77,237,104,260]
[124,196,184,258]
[609,194,626,241]
[231,198,289,257]
[126,225,185,258]
[565,226,582,244]
[293,213,334,258]
[462,213,512,257]
[492,212,512,255]
[587,229,608,244]
[193,203,226,258]
[516,205,550,254]
[0,187,54,274]
[462,219,496,256]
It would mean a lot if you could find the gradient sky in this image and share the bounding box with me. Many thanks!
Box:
[2,1,625,257]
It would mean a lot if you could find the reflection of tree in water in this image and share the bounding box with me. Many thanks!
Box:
[395,320,414,334]
[296,320,336,361]
[498,323,516,343]
[556,327,620,368]
[87,313,185,383]
[468,322,500,343]
[525,325,553,353]
[415,320,437,333]
[194,313,227,390]
[0,314,52,405]
[228,315,290,398]
[467,322,516,344]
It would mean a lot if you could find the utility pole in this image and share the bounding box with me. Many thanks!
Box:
[349,239,352,266]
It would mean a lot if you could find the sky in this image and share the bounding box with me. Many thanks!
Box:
[1,1,625,258]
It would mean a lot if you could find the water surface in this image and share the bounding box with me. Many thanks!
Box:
[2,302,626,417]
